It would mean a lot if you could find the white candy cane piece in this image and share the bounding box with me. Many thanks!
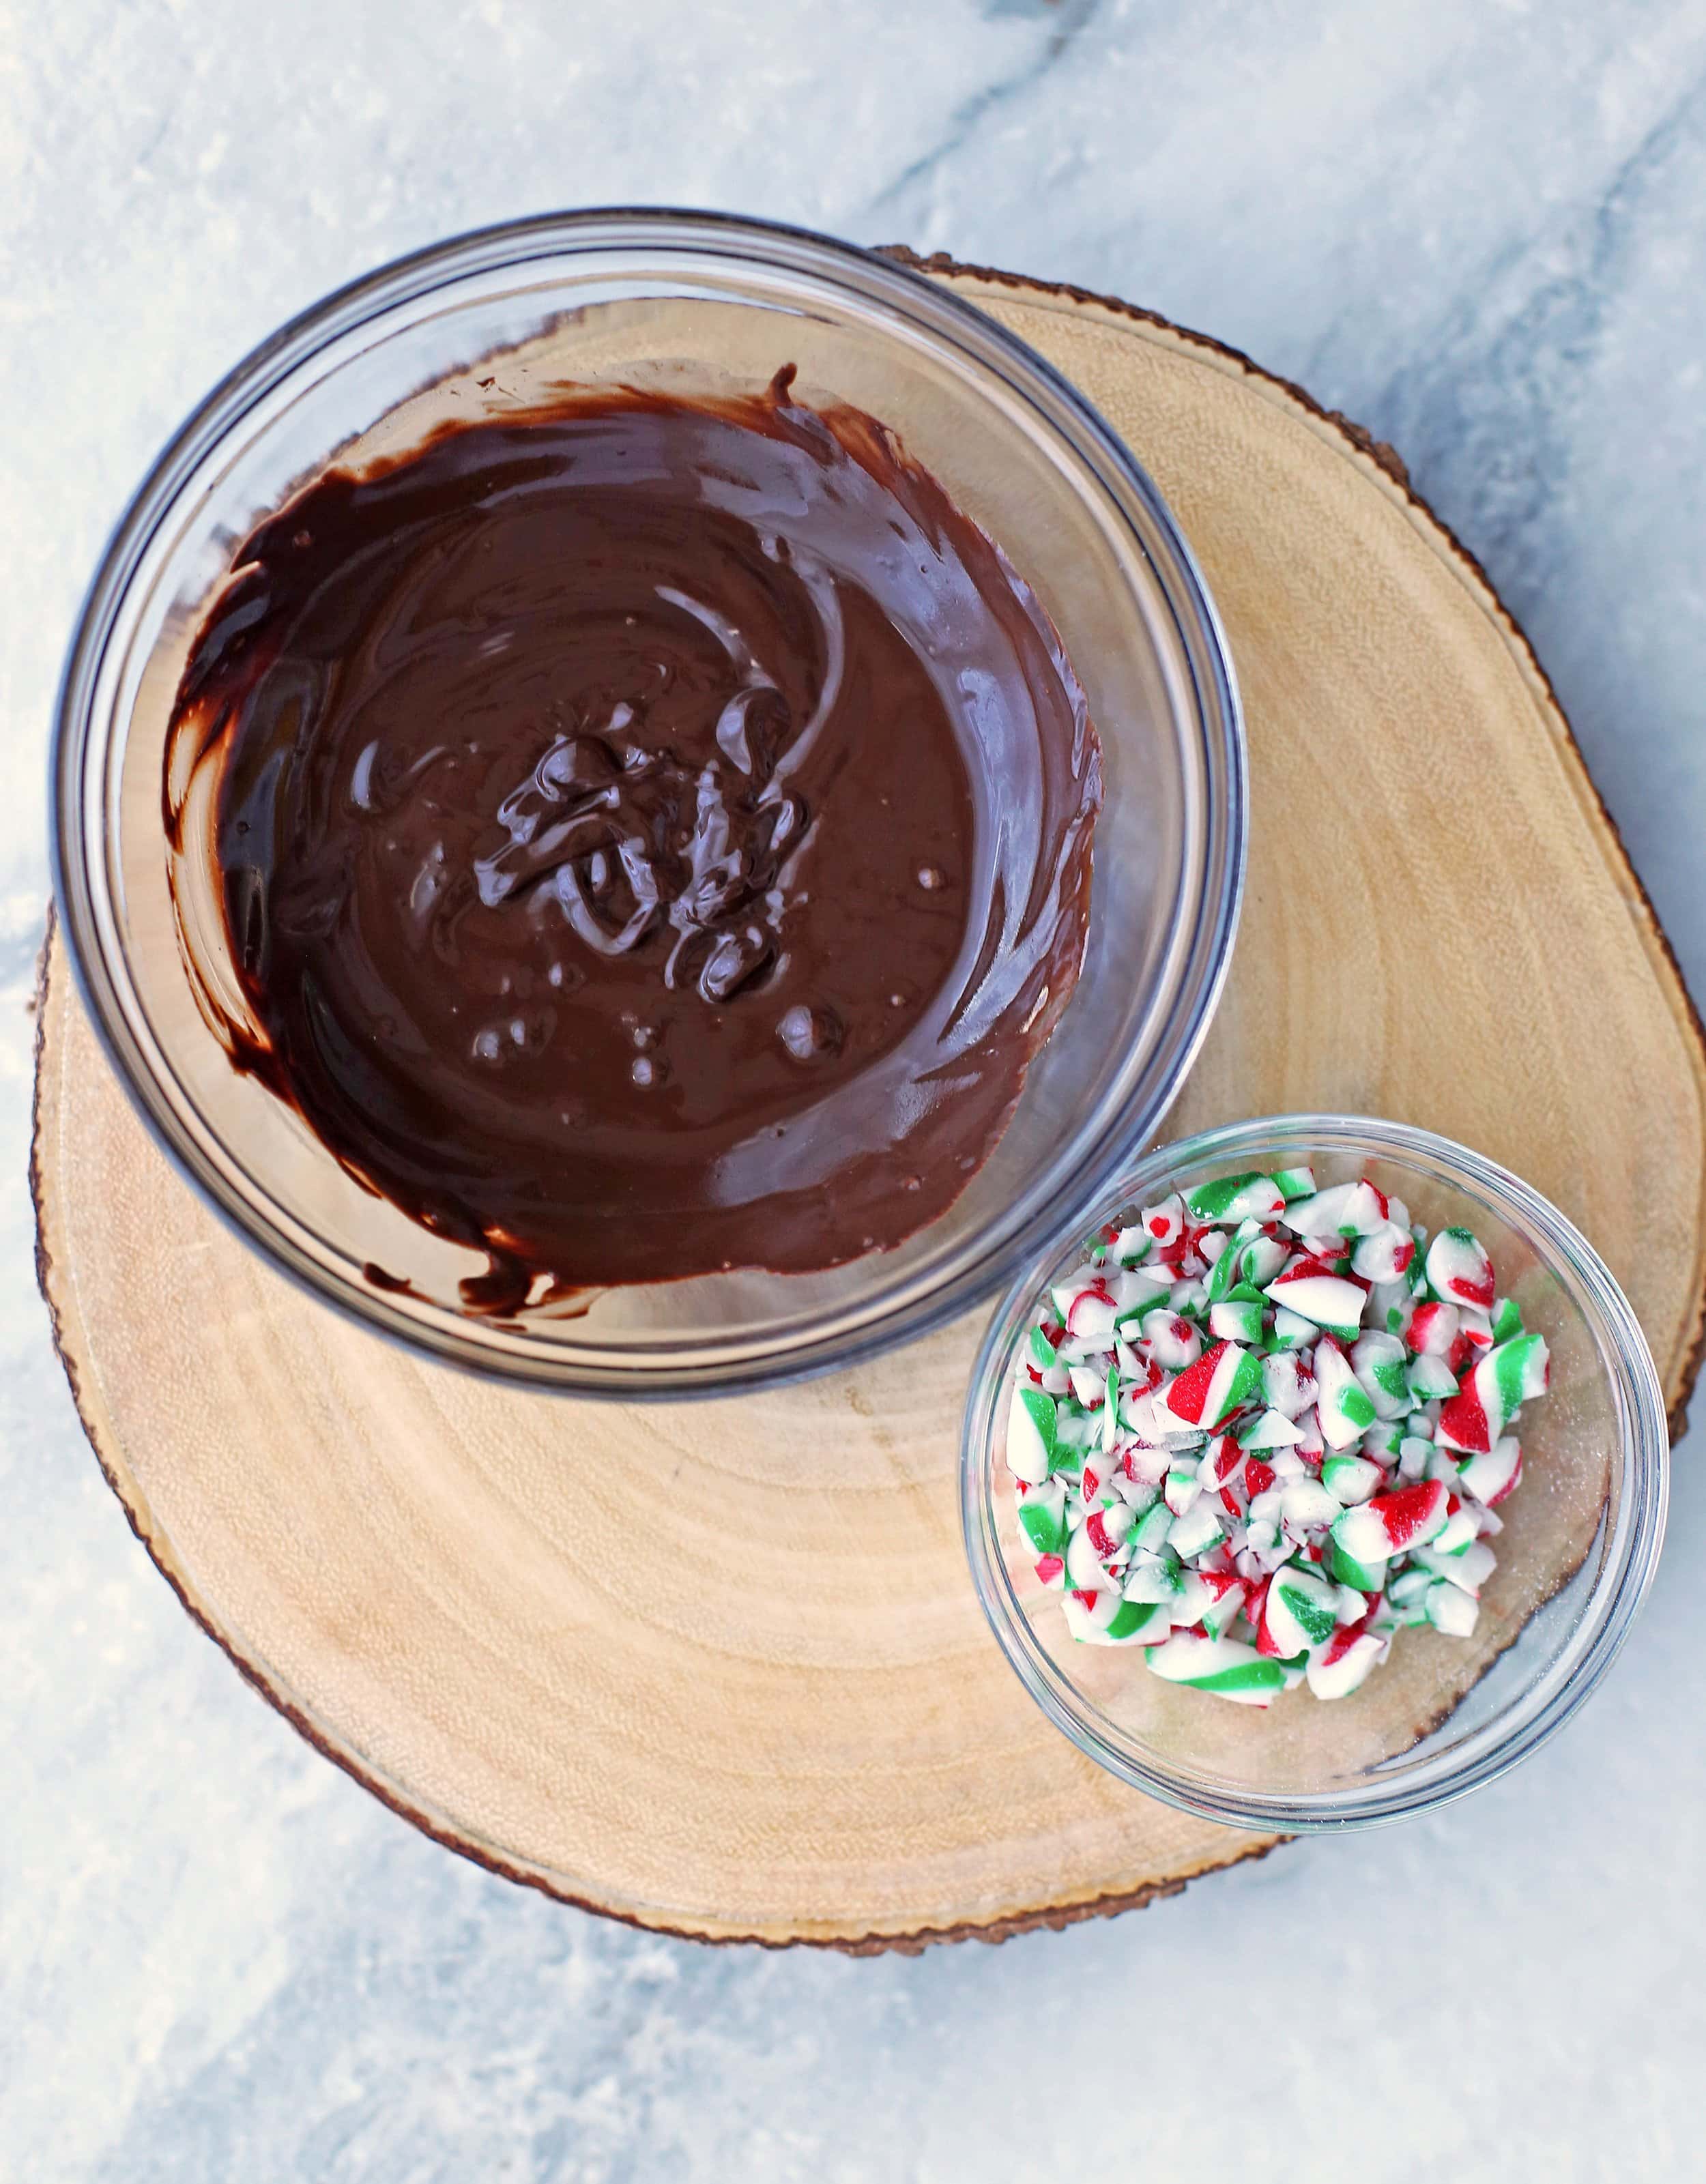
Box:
[1133,1500,1176,1555]
[1277,1182,1353,1236]
[1350,1328,1413,1419]
[1367,1278,1414,1337]
[1456,1436,1523,1506]
[1121,1552,1180,1605]
[1413,1539,1497,1595]
[1163,1339,1266,1431]
[1144,1631,1288,1704]
[1114,1266,1172,1314]
[1200,1578,1248,1640]
[1062,1588,1130,1643]
[1321,1453,1383,1505]
[1241,1234,1290,1287]
[1279,1479,1340,1531]
[1202,1236,1244,1305]
[1436,1333,1550,1454]
[1110,1225,1152,1266]
[1281,1179,1387,1239]
[1264,1562,1340,1655]
[1209,1296,1266,1346]
[1007,1384,1056,1484]
[1067,1363,1106,1409]
[1259,1350,1316,1419]
[1065,1523,1107,1590]
[1429,1504,1479,1556]
[1314,1336,1378,1449]
[1457,1306,1495,1352]
[1331,1478,1449,1561]
[1351,1222,1416,1284]
[1306,1627,1387,1700]
[1403,1299,1460,1357]
[1238,1406,1306,1450]
[1167,1501,1226,1559]
[1196,1435,1244,1490]
[1066,1287,1118,1343]
[1140,1193,1187,1251]
[1163,1465,1202,1517]
[1423,1225,1496,1310]
[1289,1408,1327,1464]
[1185,1170,1286,1223]
[1263,1267,1368,1342]
[1406,1354,1458,1404]
[1140,1307,1202,1373]
[1174,1560,1242,1614]
[1423,1582,1479,1637]
[1117,1388,1165,1442]
[1396,1438,1432,1481]
[1015,1477,1069,1562]
[1110,1468,1156,1509]
[1084,1594,1175,1645]
[1269,1304,1317,1348]
[1077,1448,1110,1504]
[1121,1439,1172,1488]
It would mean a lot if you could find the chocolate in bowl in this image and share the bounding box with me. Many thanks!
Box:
[55,210,1243,1393]
[164,369,1101,1311]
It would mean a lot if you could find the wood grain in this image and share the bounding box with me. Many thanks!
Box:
[33,266,1706,1949]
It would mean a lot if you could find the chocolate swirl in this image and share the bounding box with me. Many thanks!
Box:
[167,371,1101,1310]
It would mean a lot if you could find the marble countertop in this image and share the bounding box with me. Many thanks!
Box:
[5,2,1704,2176]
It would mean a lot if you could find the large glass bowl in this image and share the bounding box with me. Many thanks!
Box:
[962,1114,1669,1829]
[52,209,1243,1395]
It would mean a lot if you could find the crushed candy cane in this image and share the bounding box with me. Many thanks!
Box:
[1006,1167,1548,1705]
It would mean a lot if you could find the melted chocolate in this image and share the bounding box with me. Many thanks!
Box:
[167,372,1101,1309]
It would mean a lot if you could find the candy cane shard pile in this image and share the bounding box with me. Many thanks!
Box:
[1006,1168,1549,1705]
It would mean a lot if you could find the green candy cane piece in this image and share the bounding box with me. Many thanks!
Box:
[1204,1242,1243,1304]
[1269,1569,1339,1649]
[1106,1597,1170,1643]
[1017,1480,1069,1557]
[1189,1659,1290,1695]
[1209,1296,1265,1347]
[1007,1383,1057,1484]
[1130,1500,1177,1556]
[1329,1537,1389,1592]
[1145,1633,1290,1701]
[1185,1171,1274,1222]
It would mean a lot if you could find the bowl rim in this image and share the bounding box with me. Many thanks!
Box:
[960,1110,1671,1829]
[48,205,1247,1398]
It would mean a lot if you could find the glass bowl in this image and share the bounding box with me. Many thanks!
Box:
[51,208,1243,1396]
[962,1113,1670,1829]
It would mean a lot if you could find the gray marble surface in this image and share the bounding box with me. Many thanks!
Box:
[5,2,1704,2176]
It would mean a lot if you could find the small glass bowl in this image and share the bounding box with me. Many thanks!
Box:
[962,1113,1670,1829]
[51,209,1243,1395]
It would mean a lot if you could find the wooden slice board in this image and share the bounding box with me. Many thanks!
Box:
[33,261,1706,1952]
